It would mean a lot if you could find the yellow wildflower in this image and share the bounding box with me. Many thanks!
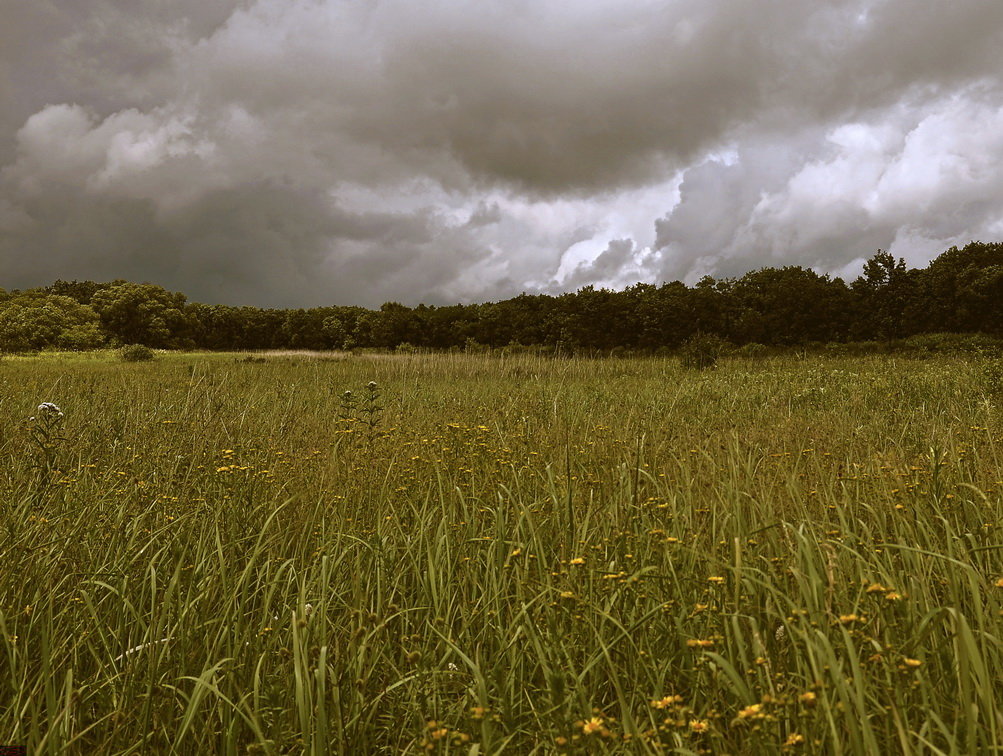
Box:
[686,639,714,648]
[582,716,604,735]
[651,695,683,709]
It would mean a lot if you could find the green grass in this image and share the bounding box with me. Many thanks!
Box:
[1,351,1002,754]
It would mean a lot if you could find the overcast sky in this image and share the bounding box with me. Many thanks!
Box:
[3,0,1003,307]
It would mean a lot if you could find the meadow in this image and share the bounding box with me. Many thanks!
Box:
[1,350,1002,754]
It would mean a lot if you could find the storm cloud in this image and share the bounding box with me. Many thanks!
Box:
[2,0,1003,306]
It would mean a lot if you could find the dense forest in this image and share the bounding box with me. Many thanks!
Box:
[3,242,1003,354]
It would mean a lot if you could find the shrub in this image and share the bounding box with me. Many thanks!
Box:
[897,332,1003,356]
[119,344,156,362]
[826,340,887,357]
[735,342,769,360]
[679,333,733,369]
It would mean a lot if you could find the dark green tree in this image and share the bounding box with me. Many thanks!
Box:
[904,242,1003,335]
[731,266,853,345]
[850,250,911,339]
[89,282,193,348]
[0,293,105,352]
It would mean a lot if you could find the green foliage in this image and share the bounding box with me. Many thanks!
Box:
[90,281,191,348]
[732,266,853,344]
[321,315,347,349]
[26,402,66,506]
[896,332,1003,355]
[337,381,383,443]
[734,342,769,360]
[978,358,1003,398]
[16,240,1003,355]
[119,344,156,362]
[851,250,911,340]
[679,332,733,369]
[0,293,105,352]
[825,340,887,356]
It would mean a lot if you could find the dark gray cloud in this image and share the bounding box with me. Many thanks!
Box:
[2,0,1003,305]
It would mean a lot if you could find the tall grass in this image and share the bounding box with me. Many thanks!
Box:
[1,351,1001,753]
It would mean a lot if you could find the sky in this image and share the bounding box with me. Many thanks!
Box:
[2,0,1003,308]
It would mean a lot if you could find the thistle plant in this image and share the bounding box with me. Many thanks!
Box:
[338,389,358,422]
[359,381,383,439]
[29,402,65,466]
[337,382,383,443]
[27,401,66,503]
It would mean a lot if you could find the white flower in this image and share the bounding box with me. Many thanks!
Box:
[447,662,459,672]
[37,402,63,417]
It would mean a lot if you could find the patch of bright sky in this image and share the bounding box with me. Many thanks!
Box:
[545,173,684,286]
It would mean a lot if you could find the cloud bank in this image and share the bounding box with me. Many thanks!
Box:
[2,0,1003,306]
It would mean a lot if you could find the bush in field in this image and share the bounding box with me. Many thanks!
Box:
[679,332,733,369]
[826,340,887,356]
[735,342,769,360]
[897,332,1003,355]
[119,344,155,362]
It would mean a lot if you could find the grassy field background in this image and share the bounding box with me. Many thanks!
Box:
[1,351,1002,754]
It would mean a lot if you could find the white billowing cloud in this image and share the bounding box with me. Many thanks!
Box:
[655,88,1003,284]
[2,0,1003,305]
[8,104,220,215]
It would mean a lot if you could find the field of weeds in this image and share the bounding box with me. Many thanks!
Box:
[1,351,1002,754]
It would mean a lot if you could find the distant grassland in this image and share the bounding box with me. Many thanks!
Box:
[1,351,1002,754]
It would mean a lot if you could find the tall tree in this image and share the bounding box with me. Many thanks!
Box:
[850,250,911,339]
[89,282,193,348]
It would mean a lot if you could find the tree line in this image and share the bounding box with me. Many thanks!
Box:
[2,241,1003,354]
